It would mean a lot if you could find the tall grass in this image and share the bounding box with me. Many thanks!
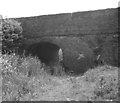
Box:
[83,65,118,101]
[0,52,119,101]
[1,52,53,101]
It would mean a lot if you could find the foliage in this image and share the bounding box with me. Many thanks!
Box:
[1,52,50,101]
[0,52,119,101]
[83,65,118,101]
[1,18,24,54]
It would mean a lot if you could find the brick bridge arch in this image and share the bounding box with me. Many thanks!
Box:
[16,8,118,74]
[24,36,96,74]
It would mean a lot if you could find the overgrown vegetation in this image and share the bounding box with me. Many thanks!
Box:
[1,18,24,54]
[1,52,53,101]
[0,52,119,101]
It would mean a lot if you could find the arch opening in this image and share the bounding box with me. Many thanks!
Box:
[27,42,62,66]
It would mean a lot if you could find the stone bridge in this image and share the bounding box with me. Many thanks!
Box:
[16,8,119,74]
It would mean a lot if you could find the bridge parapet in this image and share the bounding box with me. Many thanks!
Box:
[16,8,118,38]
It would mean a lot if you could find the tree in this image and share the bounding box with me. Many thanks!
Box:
[1,18,24,54]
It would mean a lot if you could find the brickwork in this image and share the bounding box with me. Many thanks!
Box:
[15,8,119,74]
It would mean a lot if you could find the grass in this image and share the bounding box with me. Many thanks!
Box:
[0,52,119,101]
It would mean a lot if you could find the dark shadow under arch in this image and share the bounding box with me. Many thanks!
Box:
[27,42,61,66]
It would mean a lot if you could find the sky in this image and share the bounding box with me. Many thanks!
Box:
[0,0,119,18]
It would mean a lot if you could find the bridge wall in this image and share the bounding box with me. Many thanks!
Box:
[16,8,118,37]
[16,8,118,74]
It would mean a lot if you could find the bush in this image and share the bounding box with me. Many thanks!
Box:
[83,65,118,101]
[93,74,118,101]
[1,52,50,101]
[1,18,24,54]
[17,56,43,77]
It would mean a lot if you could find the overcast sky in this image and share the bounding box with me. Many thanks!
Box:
[0,0,119,18]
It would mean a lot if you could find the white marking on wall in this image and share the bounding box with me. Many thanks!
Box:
[77,53,85,60]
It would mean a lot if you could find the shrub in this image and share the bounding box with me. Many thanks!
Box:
[1,18,24,54]
[1,52,50,101]
[83,65,118,101]
[17,56,43,77]
[93,74,118,101]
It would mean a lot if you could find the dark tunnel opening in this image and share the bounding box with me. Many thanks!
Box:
[27,42,61,66]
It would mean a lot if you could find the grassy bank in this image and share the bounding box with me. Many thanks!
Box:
[0,52,119,101]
